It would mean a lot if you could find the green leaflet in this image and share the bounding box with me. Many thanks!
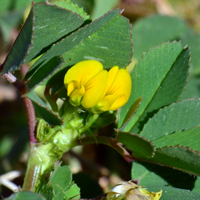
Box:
[119,42,190,133]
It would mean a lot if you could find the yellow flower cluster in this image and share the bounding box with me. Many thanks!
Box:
[64,60,131,113]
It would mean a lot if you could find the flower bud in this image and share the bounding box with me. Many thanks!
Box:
[106,181,162,200]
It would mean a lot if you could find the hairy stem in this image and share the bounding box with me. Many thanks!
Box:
[2,72,37,143]
[23,96,37,143]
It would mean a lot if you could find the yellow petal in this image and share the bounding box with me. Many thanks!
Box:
[105,68,131,110]
[104,66,119,95]
[64,60,132,112]
[70,85,85,106]
[67,80,79,96]
[150,191,162,200]
[108,68,131,96]
[140,188,162,200]
[81,70,108,108]
[96,94,120,112]
[64,60,103,87]
[109,94,127,110]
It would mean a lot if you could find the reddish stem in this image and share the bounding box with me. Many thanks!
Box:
[2,72,37,143]
[23,96,37,143]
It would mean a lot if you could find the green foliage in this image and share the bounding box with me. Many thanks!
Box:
[70,0,94,14]
[27,56,64,91]
[0,0,41,44]
[41,165,80,200]
[26,91,63,126]
[193,177,200,193]
[1,1,200,199]
[140,99,200,141]
[146,146,200,176]
[132,162,200,199]
[0,2,84,74]
[131,15,188,60]
[119,96,143,129]
[0,7,34,74]
[5,191,46,200]
[91,111,116,127]
[136,99,200,175]
[117,131,155,158]
[25,3,84,63]
[119,42,190,132]
[25,9,132,87]
[50,0,90,20]
[153,126,200,149]
[147,185,200,199]
[132,161,196,190]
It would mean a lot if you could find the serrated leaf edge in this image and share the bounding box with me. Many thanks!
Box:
[43,2,85,20]
[140,98,200,140]
[24,2,85,63]
[116,131,156,158]
[25,8,131,80]
[178,45,192,100]
[137,144,200,176]
[137,40,182,66]
[49,0,89,20]
[156,144,200,155]
[0,2,35,74]
[129,41,184,132]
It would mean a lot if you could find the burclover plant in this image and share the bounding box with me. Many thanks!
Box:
[1,0,200,199]
[22,60,133,194]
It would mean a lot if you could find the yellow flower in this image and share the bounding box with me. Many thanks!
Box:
[64,60,131,112]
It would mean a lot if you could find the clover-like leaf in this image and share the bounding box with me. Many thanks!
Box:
[119,42,190,133]
[0,2,84,74]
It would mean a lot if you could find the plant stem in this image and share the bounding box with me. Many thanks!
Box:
[22,142,57,192]
[23,96,37,143]
[2,72,39,189]
[22,143,41,192]
[76,136,136,162]
[2,72,37,143]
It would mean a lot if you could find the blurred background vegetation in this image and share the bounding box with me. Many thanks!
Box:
[1,0,200,198]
